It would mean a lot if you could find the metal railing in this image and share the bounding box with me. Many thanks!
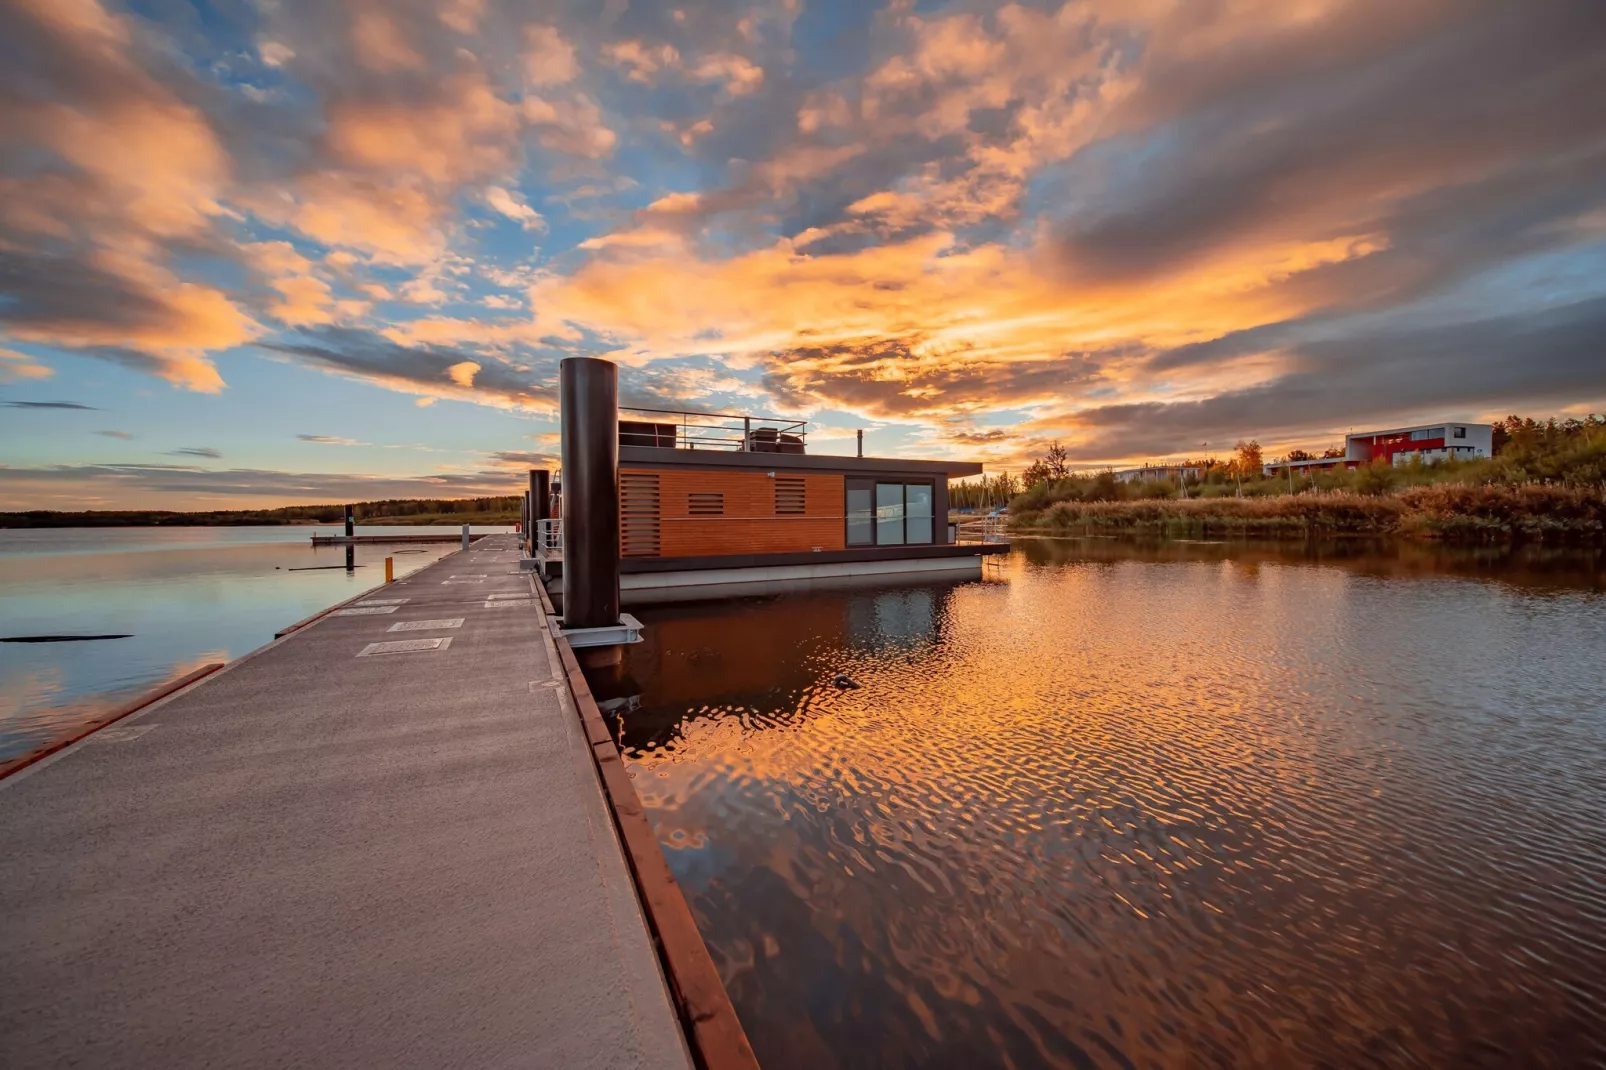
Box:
[956,513,1009,543]
[618,406,808,453]
[534,518,563,555]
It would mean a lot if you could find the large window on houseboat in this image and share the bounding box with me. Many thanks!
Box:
[849,479,935,546]
[847,484,874,545]
[906,484,933,544]
[876,483,905,545]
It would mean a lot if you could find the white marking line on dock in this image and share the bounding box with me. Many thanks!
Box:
[357,637,453,656]
[86,724,159,743]
[484,599,533,609]
[441,577,486,584]
[387,618,465,632]
[356,597,410,606]
[332,605,400,616]
[487,592,529,599]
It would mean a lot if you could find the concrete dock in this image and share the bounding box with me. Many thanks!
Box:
[0,536,693,1069]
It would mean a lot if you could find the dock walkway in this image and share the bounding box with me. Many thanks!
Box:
[0,536,691,1069]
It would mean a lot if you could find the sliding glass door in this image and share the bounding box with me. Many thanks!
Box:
[847,483,874,546]
[875,483,905,545]
[847,479,934,547]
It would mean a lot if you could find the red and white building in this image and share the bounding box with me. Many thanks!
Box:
[1264,420,1494,476]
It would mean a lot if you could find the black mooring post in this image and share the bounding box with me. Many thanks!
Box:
[857,429,863,458]
[344,505,354,539]
[531,469,551,548]
[344,504,355,570]
[559,358,620,629]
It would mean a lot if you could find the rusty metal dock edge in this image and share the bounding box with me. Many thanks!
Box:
[534,577,759,1070]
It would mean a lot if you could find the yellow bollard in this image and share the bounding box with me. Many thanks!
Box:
[385,556,394,583]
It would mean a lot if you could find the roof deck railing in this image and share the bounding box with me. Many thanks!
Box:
[618,406,809,453]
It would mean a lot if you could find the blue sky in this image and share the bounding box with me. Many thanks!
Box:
[2,0,1604,508]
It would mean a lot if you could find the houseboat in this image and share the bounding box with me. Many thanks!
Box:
[524,358,1005,612]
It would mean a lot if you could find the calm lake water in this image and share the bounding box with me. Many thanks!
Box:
[591,538,1606,1069]
[0,525,510,761]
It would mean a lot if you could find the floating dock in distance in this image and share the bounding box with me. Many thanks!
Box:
[0,536,715,1069]
[311,532,489,545]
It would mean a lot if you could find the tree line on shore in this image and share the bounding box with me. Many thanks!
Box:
[0,496,524,528]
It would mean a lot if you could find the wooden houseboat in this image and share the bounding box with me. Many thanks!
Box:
[525,370,1005,609]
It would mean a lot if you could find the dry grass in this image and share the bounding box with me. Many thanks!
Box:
[1012,484,1606,543]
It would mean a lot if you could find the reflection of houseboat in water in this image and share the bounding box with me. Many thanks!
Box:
[526,360,1007,610]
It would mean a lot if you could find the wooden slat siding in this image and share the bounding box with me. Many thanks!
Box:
[534,579,759,1070]
[627,468,845,558]
[620,471,662,557]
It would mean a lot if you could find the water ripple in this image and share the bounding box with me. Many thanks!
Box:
[598,542,1606,1069]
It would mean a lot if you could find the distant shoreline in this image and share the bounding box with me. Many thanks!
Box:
[0,516,519,529]
[1,501,521,529]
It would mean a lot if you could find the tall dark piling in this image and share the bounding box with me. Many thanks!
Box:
[531,469,551,548]
[344,505,356,570]
[559,358,620,629]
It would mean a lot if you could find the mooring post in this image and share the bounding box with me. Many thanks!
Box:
[384,556,394,583]
[531,469,550,550]
[857,429,864,458]
[559,357,620,629]
[344,505,354,539]
[461,524,470,551]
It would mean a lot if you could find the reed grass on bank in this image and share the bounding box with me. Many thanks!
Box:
[1010,484,1606,543]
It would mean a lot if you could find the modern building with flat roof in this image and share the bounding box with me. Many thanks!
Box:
[1265,420,1493,476]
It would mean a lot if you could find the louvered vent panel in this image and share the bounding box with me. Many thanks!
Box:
[688,492,725,516]
[775,476,806,515]
[619,472,661,557]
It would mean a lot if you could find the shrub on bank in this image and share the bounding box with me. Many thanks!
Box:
[1011,484,1605,543]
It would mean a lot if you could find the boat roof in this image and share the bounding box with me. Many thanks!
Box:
[619,445,983,478]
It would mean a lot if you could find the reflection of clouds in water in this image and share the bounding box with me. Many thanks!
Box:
[0,665,85,759]
[614,550,1606,1069]
[0,649,232,762]
[0,665,65,721]
[170,650,231,678]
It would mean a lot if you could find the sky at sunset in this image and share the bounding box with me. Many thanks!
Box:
[2,0,1604,509]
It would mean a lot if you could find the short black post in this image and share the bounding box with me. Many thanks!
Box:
[559,358,620,630]
[857,429,863,457]
[344,505,356,569]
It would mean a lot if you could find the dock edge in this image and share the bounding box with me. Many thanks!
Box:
[535,578,760,1070]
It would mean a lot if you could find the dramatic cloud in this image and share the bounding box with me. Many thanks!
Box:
[260,326,556,410]
[2,0,1604,501]
[0,348,52,383]
[4,401,97,410]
